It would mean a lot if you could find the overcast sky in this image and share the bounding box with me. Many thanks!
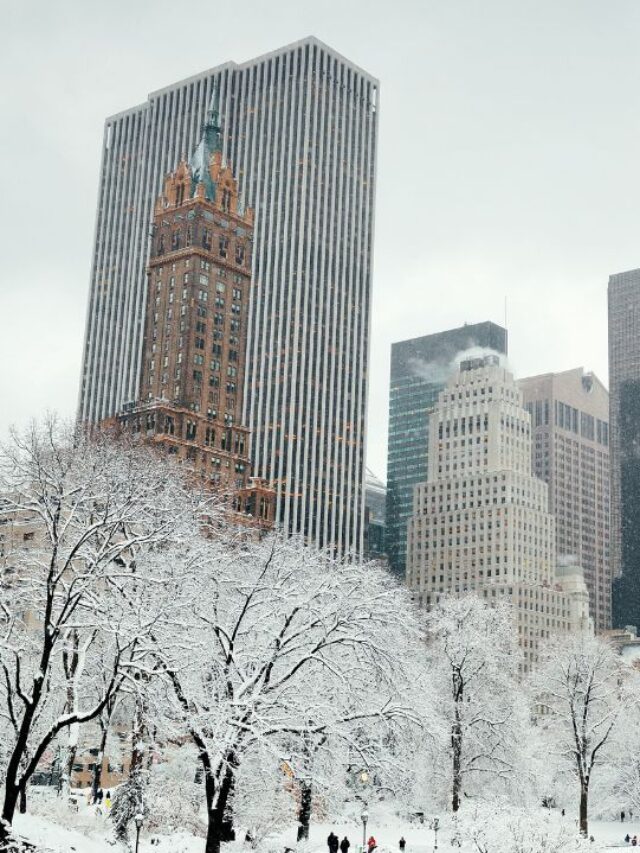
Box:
[1,0,639,479]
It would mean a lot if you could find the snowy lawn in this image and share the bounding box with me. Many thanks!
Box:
[9,803,639,853]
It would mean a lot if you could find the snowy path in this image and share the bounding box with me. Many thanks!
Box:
[8,809,639,853]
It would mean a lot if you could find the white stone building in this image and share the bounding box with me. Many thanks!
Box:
[406,355,592,671]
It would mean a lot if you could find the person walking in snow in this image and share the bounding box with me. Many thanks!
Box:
[327,831,339,853]
[339,836,350,853]
[367,836,377,852]
[622,810,626,822]
[399,837,406,850]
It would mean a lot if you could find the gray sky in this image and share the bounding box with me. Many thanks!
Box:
[1,0,639,479]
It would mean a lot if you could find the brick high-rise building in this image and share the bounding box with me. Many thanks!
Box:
[78,38,378,556]
[406,356,592,672]
[115,100,265,513]
[519,369,611,633]
[609,269,640,629]
[386,322,508,578]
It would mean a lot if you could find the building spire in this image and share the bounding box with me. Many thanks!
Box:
[203,87,222,153]
[188,85,222,200]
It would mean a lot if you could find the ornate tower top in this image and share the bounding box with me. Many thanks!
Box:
[155,89,251,221]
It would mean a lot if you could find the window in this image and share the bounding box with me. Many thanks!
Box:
[202,229,212,250]
[235,244,245,266]
[172,230,181,250]
[216,281,225,293]
[219,236,228,258]
[222,188,231,211]
[199,274,209,286]
[232,288,241,301]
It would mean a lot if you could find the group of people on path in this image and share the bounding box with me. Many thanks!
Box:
[327,833,352,853]
[86,787,112,809]
[327,831,407,851]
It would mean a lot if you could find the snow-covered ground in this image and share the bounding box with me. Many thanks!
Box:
[8,801,638,853]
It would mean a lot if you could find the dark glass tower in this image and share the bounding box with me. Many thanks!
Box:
[609,269,640,628]
[386,321,508,577]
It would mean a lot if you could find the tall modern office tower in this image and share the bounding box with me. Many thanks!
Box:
[519,369,611,633]
[78,38,378,554]
[406,356,592,672]
[386,321,507,577]
[609,269,640,628]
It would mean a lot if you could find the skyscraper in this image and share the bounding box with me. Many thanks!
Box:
[115,103,253,487]
[78,38,378,555]
[406,356,592,671]
[609,269,640,628]
[386,321,507,577]
[519,369,611,633]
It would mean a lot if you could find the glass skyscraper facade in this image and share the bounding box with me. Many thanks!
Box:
[609,269,640,628]
[78,37,378,555]
[386,321,507,577]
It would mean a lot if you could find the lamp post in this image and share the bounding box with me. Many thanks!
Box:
[134,812,144,853]
[359,770,369,852]
[433,816,440,852]
[361,807,369,853]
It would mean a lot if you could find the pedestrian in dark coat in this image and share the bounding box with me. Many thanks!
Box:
[622,810,626,822]
[339,837,350,853]
[399,837,406,850]
[327,832,339,853]
[625,834,630,843]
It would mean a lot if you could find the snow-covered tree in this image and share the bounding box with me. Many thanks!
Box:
[531,634,628,836]
[457,802,589,853]
[425,595,525,812]
[151,533,423,853]
[0,417,203,843]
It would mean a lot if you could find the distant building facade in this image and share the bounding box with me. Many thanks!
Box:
[364,468,386,561]
[406,356,592,672]
[78,38,379,556]
[386,322,508,578]
[519,369,611,633]
[609,269,640,629]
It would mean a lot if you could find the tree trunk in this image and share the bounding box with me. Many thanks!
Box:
[451,668,463,813]
[297,780,313,841]
[91,720,109,802]
[0,783,20,844]
[579,784,589,836]
[63,739,78,794]
[204,762,236,853]
[451,715,462,812]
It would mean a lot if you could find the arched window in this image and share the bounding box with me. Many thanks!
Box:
[176,183,185,206]
[222,188,231,212]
